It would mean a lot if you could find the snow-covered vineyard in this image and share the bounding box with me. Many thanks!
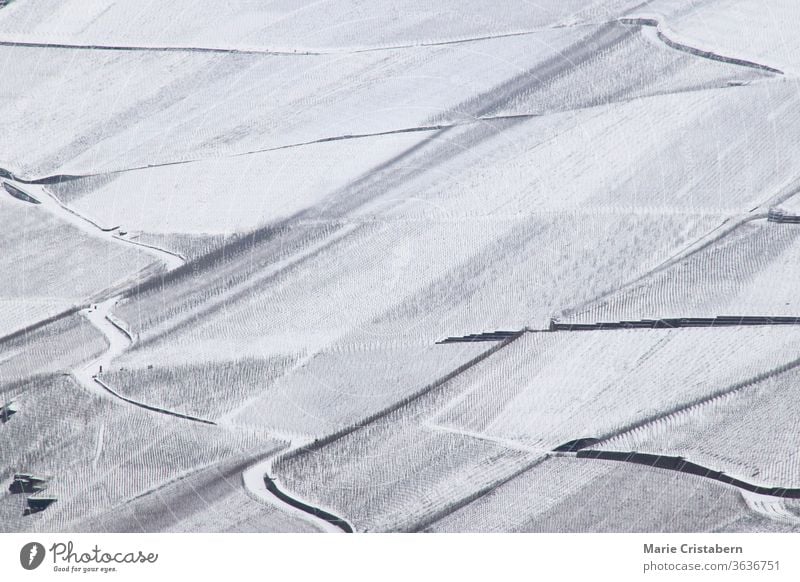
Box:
[2,0,800,532]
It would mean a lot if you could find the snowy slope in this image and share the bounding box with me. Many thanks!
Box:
[4,0,800,534]
[0,0,649,51]
[428,456,795,532]
[0,189,156,336]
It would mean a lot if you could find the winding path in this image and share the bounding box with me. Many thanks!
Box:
[241,451,353,533]
[73,297,217,425]
[4,176,349,532]
[620,17,784,75]
[5,6,793,531]
[1,179,185,270]
[74,296,350,529]
[1,179,218,424]
[574,449,800,499]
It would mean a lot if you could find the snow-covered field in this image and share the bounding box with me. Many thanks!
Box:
[637,0,800,74]
[600,365,800,487]
[0,0,660,51]
[0,189,156,337]
[428,456,796,532]
[67,454,323,533]
[0,313,106,385]
[3,0,800,534]
[429,327,800,450]
[112,212,721,348]
[567,221,800,322]
[273,361,546,532]
[0,374,283,532]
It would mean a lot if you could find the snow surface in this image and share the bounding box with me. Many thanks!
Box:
[638,0,800,74]
[428,456,795,532]
[0,187,156,336]
[430,327,800,450]
[5,0,800,534]
[0,0,648,51]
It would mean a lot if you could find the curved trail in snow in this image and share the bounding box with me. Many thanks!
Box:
[0,178,184,345]
[619,17,784,75]
[2,180,210,423]
[1,179,186,270]
[74,296,343,529]
[4,176,351,531]
[74,297,216,425]
[574,449,800,499]
[241,444,353,533]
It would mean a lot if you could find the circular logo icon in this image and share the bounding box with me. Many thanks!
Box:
[20,542,46,570]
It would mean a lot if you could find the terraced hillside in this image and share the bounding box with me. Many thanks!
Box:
[2,0,799,533]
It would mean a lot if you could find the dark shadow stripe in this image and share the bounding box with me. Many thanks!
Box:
[279,333,523,462]
[0,307,82,347]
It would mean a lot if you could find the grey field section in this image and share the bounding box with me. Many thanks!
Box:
[2,0,800,533]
